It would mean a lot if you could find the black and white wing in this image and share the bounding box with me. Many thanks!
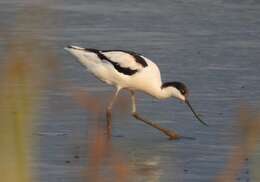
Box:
[65,46,149,75]
[88,49,148,75]
[81,48,148,75]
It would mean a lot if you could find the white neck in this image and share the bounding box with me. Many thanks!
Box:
[146,84,182,100]
[154,87,174,99]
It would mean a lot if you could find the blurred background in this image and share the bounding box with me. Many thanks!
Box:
[0,0,260,181]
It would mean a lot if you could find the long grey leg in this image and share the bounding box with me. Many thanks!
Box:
[130,91,181,140]
[106,88,121,137]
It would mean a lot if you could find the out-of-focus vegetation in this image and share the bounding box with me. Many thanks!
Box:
[72,89,131,182]
[216,105,260,182]
[0,1,56,182]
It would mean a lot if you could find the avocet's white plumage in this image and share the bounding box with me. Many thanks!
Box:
[102,51,145,70]
[65,45,207,140]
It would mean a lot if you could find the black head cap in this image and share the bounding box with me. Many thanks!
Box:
[161,81,189,96]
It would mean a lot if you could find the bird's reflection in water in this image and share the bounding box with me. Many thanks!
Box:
[130,156,163,182]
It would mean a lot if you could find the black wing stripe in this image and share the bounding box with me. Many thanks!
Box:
[123,51,148,67]
[102,50,148,67]
[85,48,138,75]
[112,64,138,75]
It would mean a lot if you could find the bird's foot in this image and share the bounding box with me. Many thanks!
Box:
[167,132,181,140]
[168,133,196,140]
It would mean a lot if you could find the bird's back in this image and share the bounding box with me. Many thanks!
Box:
[65,46,162,91]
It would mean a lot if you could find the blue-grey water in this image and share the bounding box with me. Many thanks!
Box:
[1,0,260,181]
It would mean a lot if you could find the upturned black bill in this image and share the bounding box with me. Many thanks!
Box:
[185,100,208,126]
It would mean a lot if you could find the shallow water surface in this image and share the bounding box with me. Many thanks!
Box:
[1,0,260,181]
